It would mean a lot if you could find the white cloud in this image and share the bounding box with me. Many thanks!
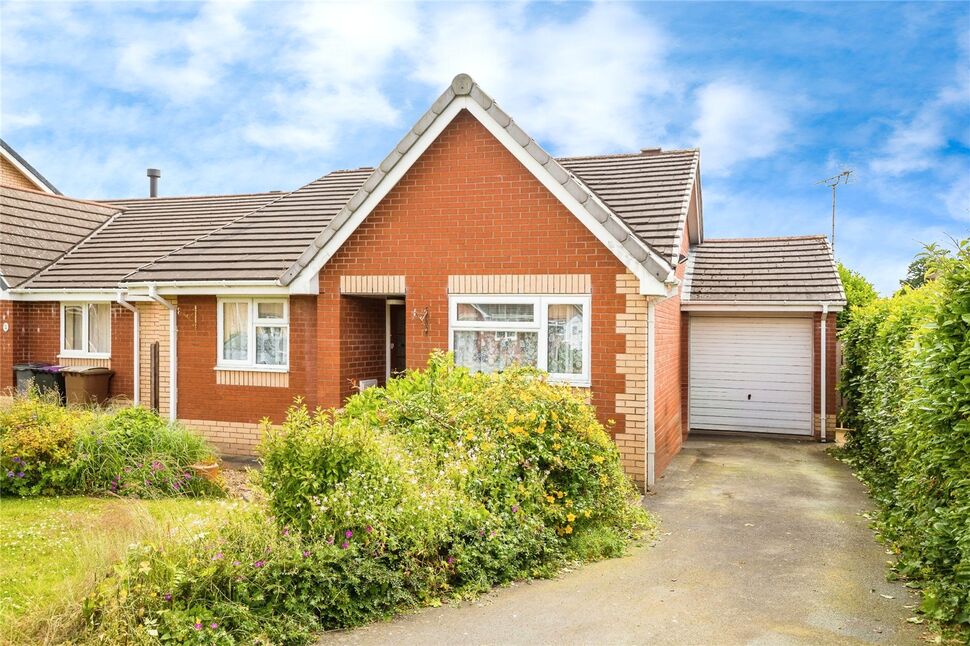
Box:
[244,2,419,152]
[0,111,41,130]
[870,38,969,176]
[114,1,254,102]
[691,80,792,175]
[411,3,675,155]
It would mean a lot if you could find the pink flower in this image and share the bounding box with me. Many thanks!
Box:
[252,560,265,568]
[326,537,335,545]
[212,552,223,561]
[345,530,353,539]
[365,525,373,533]
[341,541,350,549]
[210,622,218,629]
[302,550,310,558]
[193,623,203,631]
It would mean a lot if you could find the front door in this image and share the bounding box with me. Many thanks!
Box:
[388,302,406,378]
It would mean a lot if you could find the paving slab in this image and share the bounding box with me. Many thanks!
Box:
[318,435,924,645]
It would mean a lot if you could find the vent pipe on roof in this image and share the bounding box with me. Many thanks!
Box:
[640,147,662,155]
[147,168,161,197]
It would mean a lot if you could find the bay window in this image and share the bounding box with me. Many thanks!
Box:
[61,302,111,357]
[448,295,590,385]
[217,298,289,370]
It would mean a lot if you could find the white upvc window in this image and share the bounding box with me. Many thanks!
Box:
[60,302,111,358]
[216,298,289,371]
[448,295,591,386]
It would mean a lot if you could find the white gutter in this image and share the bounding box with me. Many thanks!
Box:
[115,291,139,406]
[646,299,657,488]
[819,303,829,444]
[147,284,177,422]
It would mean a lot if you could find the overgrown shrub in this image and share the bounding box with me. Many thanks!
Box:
[261,355,648,585]
[78,355,650,644]
[73,407,222,497]
[839,239,970,626]
[0,391,94,496]
[0,395,221,498]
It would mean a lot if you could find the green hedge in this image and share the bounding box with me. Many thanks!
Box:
[839,239,970,626]
[0,395,222,498]
[79,355,651,644]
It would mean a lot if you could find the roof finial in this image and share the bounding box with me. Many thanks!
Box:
[451,73,474,96]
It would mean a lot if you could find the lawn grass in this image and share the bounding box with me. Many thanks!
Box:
[0,495,244,644]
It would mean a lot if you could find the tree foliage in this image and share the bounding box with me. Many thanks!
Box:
[836,262,878,327]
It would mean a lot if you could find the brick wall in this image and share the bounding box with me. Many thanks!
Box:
[315,110,647,483]
[0,301,133,399]
[652,230,690,477]
[138,300,173,414]
[0,301,15,391]
[176,295,317,427]
[339,296,387,400]
[1,156,41,192]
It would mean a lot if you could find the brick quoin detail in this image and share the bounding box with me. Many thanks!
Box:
[315,110,646,481]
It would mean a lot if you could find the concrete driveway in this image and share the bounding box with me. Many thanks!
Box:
[319,436,924,645]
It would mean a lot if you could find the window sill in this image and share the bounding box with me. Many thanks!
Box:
[214,366,289,374]
[58,353,111,361]
[548,379,591,388]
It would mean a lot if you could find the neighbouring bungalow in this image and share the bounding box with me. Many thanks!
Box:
[0,75,845,489]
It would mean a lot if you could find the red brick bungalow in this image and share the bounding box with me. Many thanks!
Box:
[0,75,845,489]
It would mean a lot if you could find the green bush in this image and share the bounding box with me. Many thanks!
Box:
[0,395,222,498]
[837,262,878,328]
[0,391,94,496]
[261,355,648,588]
[79,355,651,644]
[839,239,970,627]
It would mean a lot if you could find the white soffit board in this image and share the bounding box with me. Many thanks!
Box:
[689,316,813,435]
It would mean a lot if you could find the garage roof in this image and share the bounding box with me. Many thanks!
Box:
[682,235,846,306]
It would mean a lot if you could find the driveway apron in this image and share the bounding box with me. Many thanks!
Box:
[319,436,924,645]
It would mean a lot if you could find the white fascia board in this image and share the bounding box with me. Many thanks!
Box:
[681,301,845,313]
[287,99,465,291]
[288,96,669,297]
[125,282,289,297]
[462,99,668,297]
[5,288,140,302]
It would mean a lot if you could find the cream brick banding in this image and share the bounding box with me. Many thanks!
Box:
[215,370,289,388]
[59,356,111,368]
[339,275,406,295]
[447,274,591,295]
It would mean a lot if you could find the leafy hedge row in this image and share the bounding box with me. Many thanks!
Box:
[839,239,970,626]
[0,394,221,498]
[79,355,650,644]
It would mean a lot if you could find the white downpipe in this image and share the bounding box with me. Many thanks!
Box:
[115,291,139,406]
[148,284,177,422]
[647,299,657,488]
[820,303,829,443]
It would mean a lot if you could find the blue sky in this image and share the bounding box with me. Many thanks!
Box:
[2,1,967,293]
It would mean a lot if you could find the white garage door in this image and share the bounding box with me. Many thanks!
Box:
[689,316,813,435]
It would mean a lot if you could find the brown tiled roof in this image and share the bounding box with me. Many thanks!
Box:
[0,186,116,288]
[125,149,697,284]
[125,169,372,282]
[559,149,698,264]
[23,192,280,289]
[683,235,846,304]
